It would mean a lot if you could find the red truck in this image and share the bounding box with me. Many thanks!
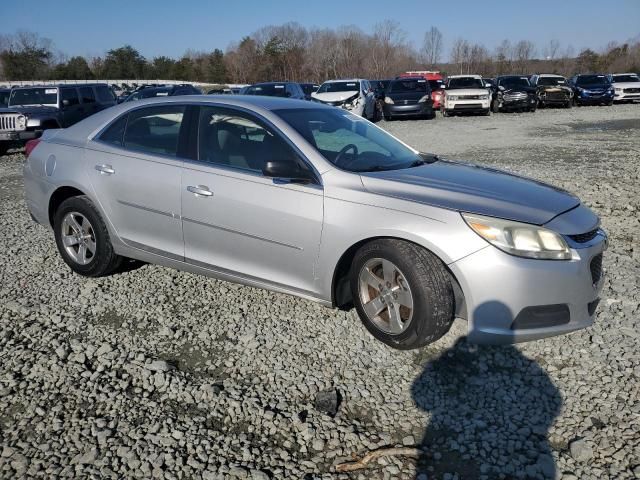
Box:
[398,71,445,110]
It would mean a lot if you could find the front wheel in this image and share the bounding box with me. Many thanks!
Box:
[350,239,454,350]
[0,143,8,156]
[53,195,123,277]
[491,99,500,113]
[441,109,449,117]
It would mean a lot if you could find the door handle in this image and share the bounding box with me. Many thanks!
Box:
[95,164,115,175]
[187,185,213,197]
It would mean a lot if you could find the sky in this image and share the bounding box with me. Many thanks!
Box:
[3,0,639,60]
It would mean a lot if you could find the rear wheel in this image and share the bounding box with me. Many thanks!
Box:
[53,195,122,277]
[350,239,454,350]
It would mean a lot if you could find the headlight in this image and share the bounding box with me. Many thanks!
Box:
[384,96,394,104]
[447,95,458,101]
[462,213,572,260]
[418,95,429,103]
[479,95,489,100]
[615,88,622,92]
[16,115,27,129]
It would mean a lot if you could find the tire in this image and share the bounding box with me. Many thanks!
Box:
[483,109,491,116]
[0,143,8,156]
[384,114,392,121]
[350,239,454,350]
[491,99,500,113]
[606,100,614,106]
[53,195,122,277]
[565,100,572,109]
[529,104,537,112]
[441,109,449,117]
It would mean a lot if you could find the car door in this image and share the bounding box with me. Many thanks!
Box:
[87,104,191,259]
[180,105,324,294]
[59,88,84,127]
[79,86,99,119]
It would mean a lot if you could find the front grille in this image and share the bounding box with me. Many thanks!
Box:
[453,103,483,109]
[590,254,603,284]
[624,87,640,93]
[460,95,481,100]
[0,114,24,132]
[545,91,569,100]
[569,228,599,243]
[503,92,527,102]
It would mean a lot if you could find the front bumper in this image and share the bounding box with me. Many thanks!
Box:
[0,130,40,142]
[449,230,607,344]
[445,100,490,113]
[576,92,614,104]
[614,91,640,101]
[500,97,536,110]
[383,103,433,118]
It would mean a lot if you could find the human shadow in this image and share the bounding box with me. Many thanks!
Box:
[412,313,562,479]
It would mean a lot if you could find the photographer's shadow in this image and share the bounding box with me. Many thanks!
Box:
[412,304,562,479]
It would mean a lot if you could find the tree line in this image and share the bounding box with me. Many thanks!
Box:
[1,26,639,84]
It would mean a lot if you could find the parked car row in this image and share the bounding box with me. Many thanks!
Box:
[1,72,638,155]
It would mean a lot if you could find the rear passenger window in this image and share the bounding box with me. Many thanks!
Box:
[99,115,128,146]
[61,88,79,106]
[123,105,186,157]
[79,87,96,104]
[95,86,115,103]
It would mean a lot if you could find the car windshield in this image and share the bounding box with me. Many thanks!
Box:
[317,81,360,93]
[428,80,443,90]
[275,107,425,173]
[448,77,484,89]
[576,75,610,86]
[0,91,10,107]
[9,87,58,107]
[612,74,640,83]
[538,77,566,86]
[499,77,530,88]
[246,84,288,97]
[388,79,428,93]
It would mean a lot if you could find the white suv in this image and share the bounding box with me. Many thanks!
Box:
[311,79,377,119]
[442,75,491,117]
[610,73,640,103]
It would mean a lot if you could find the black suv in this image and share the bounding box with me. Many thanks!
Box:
[491,76,537,113]
[0,83,116,155]
[0,88,10,108]
[122,84,201,102]
[244,82,306,100]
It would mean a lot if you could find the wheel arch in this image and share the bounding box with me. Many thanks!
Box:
[48,185,87,227]
[330,235,467,319]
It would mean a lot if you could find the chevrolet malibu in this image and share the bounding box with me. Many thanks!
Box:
[23,96,607,349]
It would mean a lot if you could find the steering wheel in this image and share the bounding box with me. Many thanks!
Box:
[334,144,359,168]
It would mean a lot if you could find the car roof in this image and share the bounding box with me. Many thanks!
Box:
[448,74,482,79]
[537,74,565,77]
[322,79,363,83]
[12,83,109,89]
[252,81,296,86]
[612,73,637,76]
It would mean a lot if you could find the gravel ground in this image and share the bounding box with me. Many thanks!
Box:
[0,104,639,480]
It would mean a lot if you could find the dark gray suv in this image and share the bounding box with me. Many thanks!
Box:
[0,83,116,155]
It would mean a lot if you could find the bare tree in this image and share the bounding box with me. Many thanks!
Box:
[513,40,535,73]
[543,39,560,60]
[370,20,407,79]
[422,26,443,67]
[450,38,470,74]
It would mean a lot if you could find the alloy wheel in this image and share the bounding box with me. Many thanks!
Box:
[358,257,414,334]
[61,212,96,265]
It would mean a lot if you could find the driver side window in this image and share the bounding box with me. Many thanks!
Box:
[197,106,305,174]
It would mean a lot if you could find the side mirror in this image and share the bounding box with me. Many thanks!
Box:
[263,160,313,183]
[498,86,505,91]
[62,99,70,107]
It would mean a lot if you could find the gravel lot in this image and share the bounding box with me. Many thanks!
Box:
[0,104,639,480]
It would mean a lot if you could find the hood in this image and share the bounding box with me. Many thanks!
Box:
[445,88,489,96]
[386,90,429,101]
[0,105,58,115]
[575,84,611,91]
[611,81,640,88]
[359,159,580,225]
[537,85,572,93]
[312,91,359,103]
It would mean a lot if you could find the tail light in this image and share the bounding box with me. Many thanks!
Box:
[25,138,41,158]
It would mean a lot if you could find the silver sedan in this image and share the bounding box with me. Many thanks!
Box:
[23,96,607,349]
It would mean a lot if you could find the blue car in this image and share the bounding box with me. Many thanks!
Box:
[569,74,614,106]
